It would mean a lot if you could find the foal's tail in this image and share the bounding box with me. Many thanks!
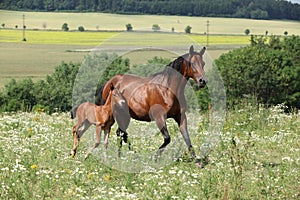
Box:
[70,105,79,119]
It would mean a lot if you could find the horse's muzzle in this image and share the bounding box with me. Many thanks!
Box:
[198,77,207,88]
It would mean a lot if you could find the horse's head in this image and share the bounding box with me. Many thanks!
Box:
[186,45,207,88]
[111,84,126,108]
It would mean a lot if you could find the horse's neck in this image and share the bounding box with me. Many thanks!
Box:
[168,69,188,96]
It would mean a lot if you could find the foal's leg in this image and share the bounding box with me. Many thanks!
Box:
[103,128,110,149]
[77,119,91,139]
[71,125,79,157]
[85,125,101,160]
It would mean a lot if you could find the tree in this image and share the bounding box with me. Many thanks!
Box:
[185,25,192,34]
[62,23,69,31]
[125,23,133,31]
[244,29,250,35]
[152,24,160,32]
[78,26,85,32]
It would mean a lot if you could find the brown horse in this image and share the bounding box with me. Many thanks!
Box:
[71,84,130,159]
[95,45,207,160]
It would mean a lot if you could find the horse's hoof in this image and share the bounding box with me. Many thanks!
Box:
[195,157,209,168]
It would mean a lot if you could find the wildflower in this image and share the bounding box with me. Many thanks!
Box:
[87,172,92,180]
[31,164,38,169]
[104,174,111,181]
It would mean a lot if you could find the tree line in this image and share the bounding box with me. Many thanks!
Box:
[1,0,299,20]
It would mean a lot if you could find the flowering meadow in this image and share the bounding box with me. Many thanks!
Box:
[0,104,299,199]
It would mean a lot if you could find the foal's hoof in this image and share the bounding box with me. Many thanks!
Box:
[70,151,76,158]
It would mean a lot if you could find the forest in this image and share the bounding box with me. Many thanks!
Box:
[1,0,299,20]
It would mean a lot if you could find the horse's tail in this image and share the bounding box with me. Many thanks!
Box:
[95,82,106,106]
[70,105,79,119]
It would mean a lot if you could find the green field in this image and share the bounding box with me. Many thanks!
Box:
[0,105,299,199]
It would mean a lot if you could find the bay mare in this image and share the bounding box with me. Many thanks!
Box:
[95,46,207,162]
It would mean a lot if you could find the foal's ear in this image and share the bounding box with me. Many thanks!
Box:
[199,47,206,56]
[189,45,194,55]
[121,89,125,95]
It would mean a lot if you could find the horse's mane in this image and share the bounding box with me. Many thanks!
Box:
[150,53,190,85]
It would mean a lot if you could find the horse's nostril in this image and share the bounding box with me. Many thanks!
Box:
[198,78,207,86]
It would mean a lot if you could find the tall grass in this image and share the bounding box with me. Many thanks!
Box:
[0,104,299,199]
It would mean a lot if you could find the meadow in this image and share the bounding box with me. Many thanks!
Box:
[0,9,300,199]
[0,104,299,199]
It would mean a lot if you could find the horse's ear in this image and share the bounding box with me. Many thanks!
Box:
[121,89,125,95]
[199,47,206,56]
[189,45,194,55]
[116,83,121,90]
[110,83,114,91]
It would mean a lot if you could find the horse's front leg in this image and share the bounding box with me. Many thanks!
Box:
[85,125,102,160]
[178,113,195,159]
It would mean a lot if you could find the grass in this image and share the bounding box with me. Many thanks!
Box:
[0,104,299,199]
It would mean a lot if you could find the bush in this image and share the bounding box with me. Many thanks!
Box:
[62,23,69,31]
[185,25,192,34]
[152,24,160,32]
[78,26,85,32]
[125,23,133,31]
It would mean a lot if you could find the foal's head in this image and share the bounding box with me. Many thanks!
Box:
[111,85,126,109]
